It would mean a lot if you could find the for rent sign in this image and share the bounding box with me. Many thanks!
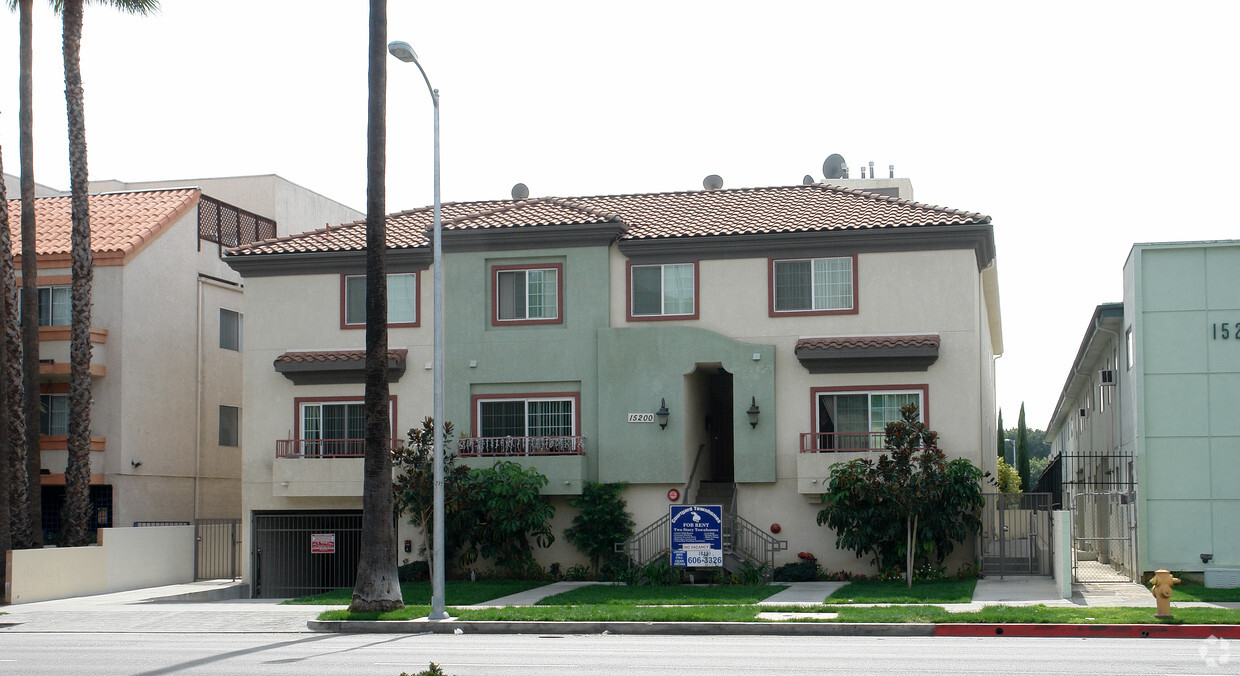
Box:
[669,505,723,567]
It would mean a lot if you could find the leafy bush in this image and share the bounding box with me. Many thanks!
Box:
[468,460,556,576]
[564,482,635,574]
[995,457,1021,493]
[730,561,770,586]
[398,559,430,582]
[773,559,818,582]
[563,563,594,581]
[817,404,984,587]
[401,664,450,676]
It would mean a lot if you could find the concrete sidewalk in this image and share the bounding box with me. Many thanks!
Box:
[2,576,1235,636]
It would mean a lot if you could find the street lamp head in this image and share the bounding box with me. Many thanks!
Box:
[388,40,419,63]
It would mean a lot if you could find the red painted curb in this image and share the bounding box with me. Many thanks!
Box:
[933,623,1240,639]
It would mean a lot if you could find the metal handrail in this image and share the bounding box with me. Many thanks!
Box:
[275,438,400,458]
[456,436,586,457]
[680,444,707,504]
[616,513,670,566]
[725,511,788,577]
[799,431,889,452]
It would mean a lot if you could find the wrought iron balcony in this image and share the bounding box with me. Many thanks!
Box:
[275,438,400,459]
[799,431,888,453]
[456,436,586,457]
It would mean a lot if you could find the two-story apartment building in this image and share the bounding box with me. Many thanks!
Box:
[7,175,360,541]
[227,181,1002,597]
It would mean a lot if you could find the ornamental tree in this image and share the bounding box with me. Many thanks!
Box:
[392,417,477,577]
[816,404,984,587]
[564,481,635,574]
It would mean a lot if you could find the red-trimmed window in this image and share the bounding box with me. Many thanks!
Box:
[628,262,698,320]
[462,392,583,456]
[770,255,857,316]
[805,385,927,451]
[493,264,562,325]
[286,396,397,457]
[341,272,420,329]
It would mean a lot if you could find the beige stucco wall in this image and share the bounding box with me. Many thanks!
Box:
[5,526,194,604]
[238,270,434,583]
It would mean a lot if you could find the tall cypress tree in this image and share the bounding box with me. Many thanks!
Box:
[997,410,1004,459]
[1016,404,1030,491]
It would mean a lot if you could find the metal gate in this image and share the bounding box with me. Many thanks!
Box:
[1071,491,1137,583]
[195,518,241,580]
[251,511,362,598]
[979,492,1053,576]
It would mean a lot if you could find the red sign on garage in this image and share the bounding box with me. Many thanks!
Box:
[310,533,336,554]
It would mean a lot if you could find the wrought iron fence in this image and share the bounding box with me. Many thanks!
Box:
[457,436,586,457]
[196,518,241,581]
[252,511,363,598]
[275,438,401,458]
[979,492,1053,577]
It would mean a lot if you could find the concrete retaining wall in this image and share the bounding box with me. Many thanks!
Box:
[4,526,195,604]
[1052,510,1072,598]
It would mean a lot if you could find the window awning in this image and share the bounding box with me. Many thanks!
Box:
[273,349,408,385]
[794,334,939,374]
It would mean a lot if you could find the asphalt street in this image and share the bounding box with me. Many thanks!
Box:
[0,632,1235,675]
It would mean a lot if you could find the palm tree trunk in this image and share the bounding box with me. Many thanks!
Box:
[19,0,44,548]
[349,0,402,613]
[0,149,15,558]
[60,0,94,548]
[1,145,32,551]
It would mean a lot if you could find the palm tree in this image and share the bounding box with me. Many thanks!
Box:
[19,0,44,548]
[1,146,17,556]
[348,0,403,613]
[9,0,43,549]
[57,0,159,547]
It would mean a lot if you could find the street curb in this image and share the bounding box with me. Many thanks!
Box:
[308,619,1240,639]
[933,623,1240,639]
[307,620,934,636]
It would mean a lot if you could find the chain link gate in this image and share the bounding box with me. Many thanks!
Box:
[1071,491,1137,583]
[979,493,1053,576]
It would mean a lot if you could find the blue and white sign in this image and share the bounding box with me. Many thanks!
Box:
[669,504,723,567]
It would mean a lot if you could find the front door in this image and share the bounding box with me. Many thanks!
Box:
[706,371,734,482]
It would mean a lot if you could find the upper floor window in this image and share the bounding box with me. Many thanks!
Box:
[342,272,419,329]
[40,393,69,436]
[219,405,240,447]
[494,264,561,325]
[808,386,926,451]
[629,262,696,320]
[771,255,856,316]
[38,285,72,327]
[477,396,575,437]
[219,309,242,351]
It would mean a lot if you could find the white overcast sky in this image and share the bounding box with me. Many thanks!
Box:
[3,1,1238,431]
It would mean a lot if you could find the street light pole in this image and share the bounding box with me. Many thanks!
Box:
[388,39,447,621]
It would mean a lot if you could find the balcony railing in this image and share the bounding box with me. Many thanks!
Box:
[799,431,889,453]
[275,438,400,458]
[457,436,586,457]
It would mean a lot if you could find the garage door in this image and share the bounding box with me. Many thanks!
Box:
[251,511,362,599]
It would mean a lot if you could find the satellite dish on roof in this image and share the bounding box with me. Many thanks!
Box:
[823,154,849,180]
[802,174,815,186]
[703,174,724,190]
[511,183,529,200]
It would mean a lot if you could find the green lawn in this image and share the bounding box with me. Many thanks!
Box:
[1169,581,1240,603]
[284,579,544,606]
[536,584,787,606]
[317,603,1240,624]
[824,579,977,604]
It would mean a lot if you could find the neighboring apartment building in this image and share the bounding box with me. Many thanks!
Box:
[1046,240,1240,583]
[226,181,1001,597]
[6,175,360,541]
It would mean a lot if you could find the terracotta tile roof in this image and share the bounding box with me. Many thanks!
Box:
[796,334,941,352]
[229,183,989,256]
[5,189,201,262]
[274,349,409,364]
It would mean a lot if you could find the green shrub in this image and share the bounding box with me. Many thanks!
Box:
[731,561,770,586]
[564,482,635,574]
[398,560,430,582]
[563,563,594,581]
[773,559,818,582]
[400,664,449,676]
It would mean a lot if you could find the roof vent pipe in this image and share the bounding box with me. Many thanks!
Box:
[860,166,867,179]
[889,164,895,179]
[869,161,875,178]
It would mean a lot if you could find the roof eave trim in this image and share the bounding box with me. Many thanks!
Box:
[619,224,996,269]
[440,221,627,253]
[224,247,432,277]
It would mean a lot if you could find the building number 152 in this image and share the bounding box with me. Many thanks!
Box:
[1212,323,1239,340]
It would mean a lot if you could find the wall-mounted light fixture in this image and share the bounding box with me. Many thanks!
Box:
[746,397,761,428]
[656,398,670,430]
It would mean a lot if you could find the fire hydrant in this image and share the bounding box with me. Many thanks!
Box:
[1149,569,1180,618]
